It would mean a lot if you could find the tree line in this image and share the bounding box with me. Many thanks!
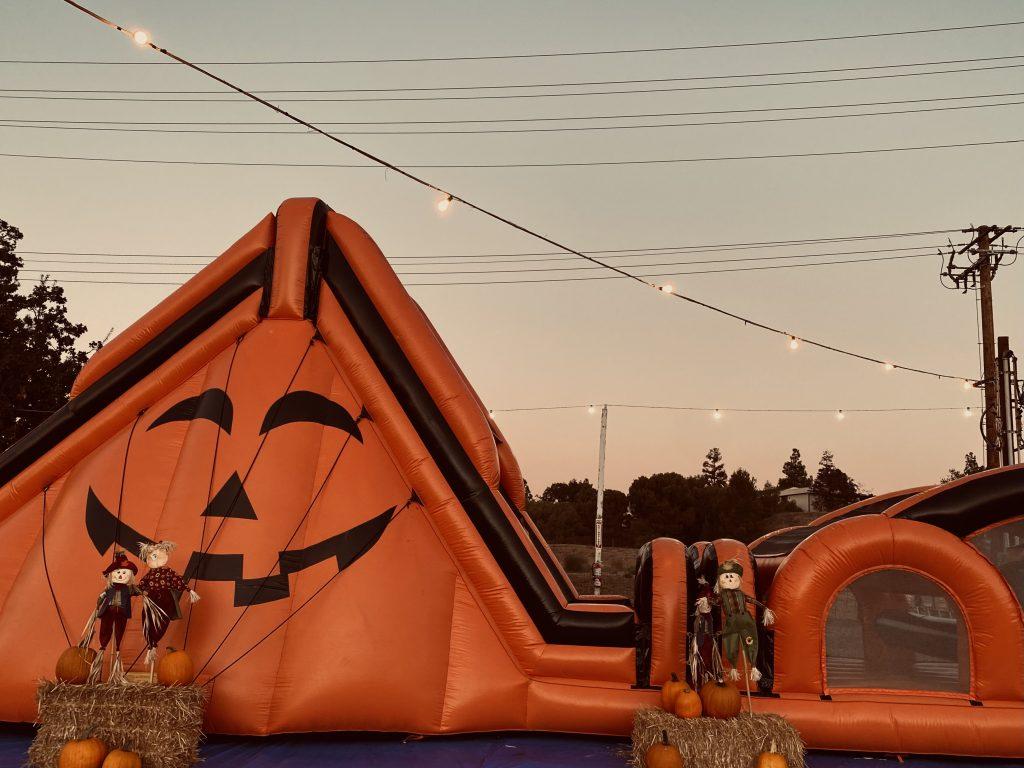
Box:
[1,219,99,449]
[528,447,862,548]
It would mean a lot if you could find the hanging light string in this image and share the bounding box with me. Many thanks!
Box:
[54,1,976,384]
[489,403,971,415]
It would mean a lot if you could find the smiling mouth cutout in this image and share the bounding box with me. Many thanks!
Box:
[84,388,393,606]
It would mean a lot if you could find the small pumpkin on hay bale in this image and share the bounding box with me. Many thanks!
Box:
[632,707,804,768]
[30,681,206,768]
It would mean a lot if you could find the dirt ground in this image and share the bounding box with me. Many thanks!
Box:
[549,544,639,600]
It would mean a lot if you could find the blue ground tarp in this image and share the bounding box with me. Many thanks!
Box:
[3,728,1022,768]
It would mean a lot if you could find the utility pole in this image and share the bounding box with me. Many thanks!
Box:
[593,404,608,595]
[977,226,1001,468]
[997,337,1022,466]
[941,224,1019,468]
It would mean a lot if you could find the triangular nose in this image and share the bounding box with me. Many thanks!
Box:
[202,472,257,519]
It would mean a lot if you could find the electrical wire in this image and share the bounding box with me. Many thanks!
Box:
[14,251,940,283]
[15,229,963,262]
[4,89,1022,126]
[4,98,1023,136]
[6,53,1024,94]
[490,403,968,414]
[6,62,1024,102]
[16,244,946,270]
[48,0,981,383]
[6,19,1023,64]
[2,138,1021,169]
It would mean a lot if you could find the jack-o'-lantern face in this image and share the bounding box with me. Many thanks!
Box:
[85,387,396,606]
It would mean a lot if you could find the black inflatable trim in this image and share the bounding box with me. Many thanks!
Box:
[321,231,635,647]
[0,249,273,486]
[893,467,1024,538]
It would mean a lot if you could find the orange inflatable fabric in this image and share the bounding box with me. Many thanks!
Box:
[0,199,1021,757]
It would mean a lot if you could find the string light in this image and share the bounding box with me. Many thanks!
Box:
[962,379,973,390]
[130,29,150,46]
[713,409,722,420]
[835,409,846,420]
[884,362,895,371]
[963,406,972,417]
[490,403,966,415]
[659,283,674,294]
[56,0,978,389]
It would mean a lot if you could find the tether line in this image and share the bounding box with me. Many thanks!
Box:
[183,335,244,648]
[199,497,414,686]
[40,486,72,646]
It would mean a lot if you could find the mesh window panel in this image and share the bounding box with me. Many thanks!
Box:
[969,519,1024,608]
[825,570,969,693]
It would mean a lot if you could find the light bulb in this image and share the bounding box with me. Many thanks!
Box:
[660,283,674,294]
[963,406,972,418]
[884,362,894,371]
[962,379,972,390]
[788,335,799,350]
[713,409,722,420]
[436,194,453,213]
[835,409,845,420]
[488,409,495,417]
[588,405,595,414]
[131,29,150,45]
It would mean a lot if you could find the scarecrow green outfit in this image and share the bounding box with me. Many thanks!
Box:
[719,586,760,670]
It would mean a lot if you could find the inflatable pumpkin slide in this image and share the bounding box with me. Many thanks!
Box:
[0,199,1020,757]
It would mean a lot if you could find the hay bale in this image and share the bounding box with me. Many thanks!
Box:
[631,708,804,768]
[29,680,206,768]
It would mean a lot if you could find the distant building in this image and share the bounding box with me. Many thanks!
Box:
[780,486,816,515]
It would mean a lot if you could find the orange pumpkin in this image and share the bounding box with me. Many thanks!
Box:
[671,682,702,719]
[157,647,194,686]
[645,729,683,768]
[660,672,688,711]
[101,749,142,768]
[55,646,97,684]
[699,677,741,720]
[756,739,787,768]
[58,733,108,768]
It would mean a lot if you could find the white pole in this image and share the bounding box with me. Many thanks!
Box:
[594,404,608,595]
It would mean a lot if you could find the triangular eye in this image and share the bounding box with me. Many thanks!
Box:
[149,388,233,434]
[260,391,362,441]
[202,472,257,519]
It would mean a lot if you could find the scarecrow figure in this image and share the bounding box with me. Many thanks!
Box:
[138,541,199,677]
[80,551,163,683]
[696,559,774,682]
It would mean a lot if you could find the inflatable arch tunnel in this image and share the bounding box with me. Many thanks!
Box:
[0,199,1021,757]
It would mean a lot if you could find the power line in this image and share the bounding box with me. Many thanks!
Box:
[2,138,1020,169]
[14,244,948,269]
[401,254,936,284]
[6,19,1023,64]
[51,0,979,383]
[16,249,937,280]
[490,403,969,414]
[4,98,1023,136]
[6,53,1023,94]
[4,90,1021,126]
[15,229,961,262]
[6,62,1024,102]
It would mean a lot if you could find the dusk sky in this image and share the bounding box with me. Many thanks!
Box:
[2,1,1021,496]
